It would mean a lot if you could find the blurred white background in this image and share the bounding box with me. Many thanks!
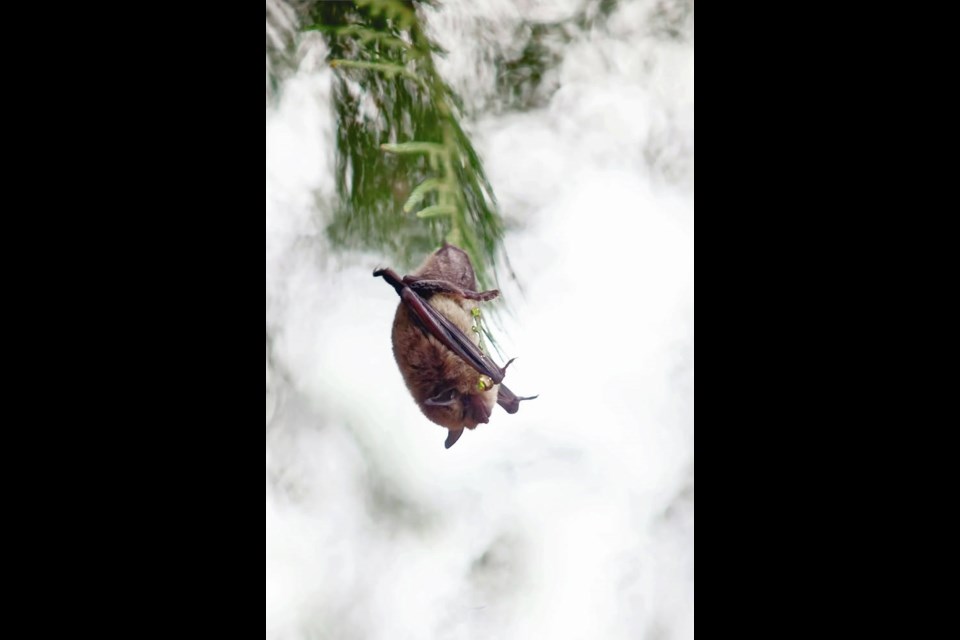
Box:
[267,1,693,638]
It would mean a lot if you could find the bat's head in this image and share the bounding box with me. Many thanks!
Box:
[419,374,499,431]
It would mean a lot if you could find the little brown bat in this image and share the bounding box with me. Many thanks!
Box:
[374,244,536,449]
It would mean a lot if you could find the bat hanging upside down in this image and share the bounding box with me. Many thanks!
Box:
[374,244,537,449]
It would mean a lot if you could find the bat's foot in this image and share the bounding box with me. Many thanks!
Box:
[465,289,500,302]
[404,277,499,302]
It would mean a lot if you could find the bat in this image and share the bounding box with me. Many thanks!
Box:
[374,244,536,448]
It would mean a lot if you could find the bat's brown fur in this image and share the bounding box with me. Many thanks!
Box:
[379,244,534,448]
[391,292,499,433]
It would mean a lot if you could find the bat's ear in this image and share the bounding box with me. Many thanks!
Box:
[445,429,463,449]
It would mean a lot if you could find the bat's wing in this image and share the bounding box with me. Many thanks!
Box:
[398,286,505,383]
[375,267,537,412]
[376,268,505,383]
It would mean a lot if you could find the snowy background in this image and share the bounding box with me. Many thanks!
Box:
[266,1,693,638]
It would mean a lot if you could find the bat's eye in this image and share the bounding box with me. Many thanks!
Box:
[425,388,458,406]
